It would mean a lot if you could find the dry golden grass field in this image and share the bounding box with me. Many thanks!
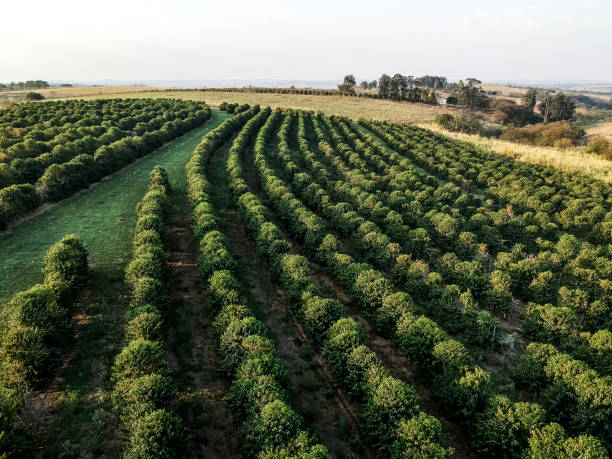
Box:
[586,121,612,139]
[6,85,612,182]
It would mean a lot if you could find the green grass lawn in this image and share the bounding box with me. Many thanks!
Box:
[0,109,231,304]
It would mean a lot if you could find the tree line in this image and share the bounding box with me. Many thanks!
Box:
[0,81,49,91]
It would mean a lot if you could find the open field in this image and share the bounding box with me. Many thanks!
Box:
[42,86,454,123]
[0,85,158,106]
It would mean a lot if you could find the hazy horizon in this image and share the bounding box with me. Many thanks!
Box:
[2,0,611,82]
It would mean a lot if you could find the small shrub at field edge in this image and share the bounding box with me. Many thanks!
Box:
[25,92,44,101]
[586,136,612,160]
[500,121,585,147]
[435,113,482,134]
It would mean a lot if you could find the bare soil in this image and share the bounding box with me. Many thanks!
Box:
[164,186,242,459]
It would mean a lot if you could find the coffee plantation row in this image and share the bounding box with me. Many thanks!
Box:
[0,100,609,458]
[0,99,210,229]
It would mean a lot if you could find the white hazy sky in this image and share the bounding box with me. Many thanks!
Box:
[2,0,611,82]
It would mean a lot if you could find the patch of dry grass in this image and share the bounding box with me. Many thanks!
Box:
[420,122,612,183]
[46,87,454,124]
[586,121,612,139]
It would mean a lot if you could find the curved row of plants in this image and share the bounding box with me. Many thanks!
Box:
[300,111,611,451]
[110,166,182,458]
[0,235,89,455]
[361,119,611,245]
[0,99,211,230]
[275,110,504,353]
[186,104,329,457]
[308,112,610,374]
[227,106,453,458]
[243,107,610,456]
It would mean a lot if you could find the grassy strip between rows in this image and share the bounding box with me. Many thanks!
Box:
[0,109,231,305]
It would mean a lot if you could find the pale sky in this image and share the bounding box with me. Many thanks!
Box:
[2,0,611,83]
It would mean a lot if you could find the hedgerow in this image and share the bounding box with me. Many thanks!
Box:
[225,106,452,457]
[110,166,182,458]
[185,106,329,458]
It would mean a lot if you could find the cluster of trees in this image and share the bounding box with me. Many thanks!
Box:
[0,235,88,456]
[377,74,438,104]
[111,166,182,457]
[500,121,585,147]
[447,78,490,110]
[0,80,49,91]
[226,106,453,457]
[186,106,329,457]
[435,113,482,134]
[338,74,439,103]
[197,87,338,96]
[0,99,211,229]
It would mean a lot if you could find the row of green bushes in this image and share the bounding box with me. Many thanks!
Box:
[329,115,611,362]
[326,115,610,361]
[186,105,328,457]
[246,107,610,456]
[363,119,611,245]
[328,116,611,451]
[0,99,204,165]
[0,235,88,455]
[0,103,211,230]
[227,106,452,457]
[110,166,182,458]
[257,110,493,414]
[516,343,612,451]
[279,111,505,348]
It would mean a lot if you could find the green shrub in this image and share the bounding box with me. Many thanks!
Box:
[219,317,267,371]
[229,374,285,420]
[244,400,302,455]
[112,339,167,382]
[135,214,163,234]
[125,311,163,342]
[124,409,181,459]
[301,293,343,344]
[131,277,164,308]
[212,303,250,337]
[259,430,329,458]
[42,234,88,286]
[133,230,162,249]
[1,324,48,383]
[112,373,174,421]
[125,252,164,287]
[361,377,419,453]
[473,395,545,458]
[375,293,414,337]
[208,270,243,307]
[391,412,451,459]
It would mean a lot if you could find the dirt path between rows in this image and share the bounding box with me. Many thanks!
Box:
[20,269,125,458]
[242,143,475,459]
[207,142,365,459]
[164,185,242,459]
